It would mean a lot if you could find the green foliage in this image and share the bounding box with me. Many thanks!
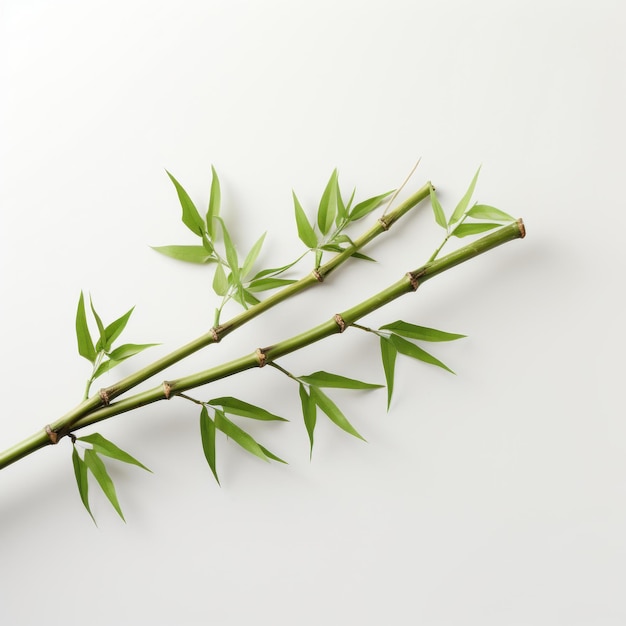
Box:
[75,293,158,399]
[154,168,394,323]
[72,434,150,523]
[373,321,465,408]
[427,168,516,261]
[273,365,380,455]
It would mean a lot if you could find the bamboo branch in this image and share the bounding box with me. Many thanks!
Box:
[0,218,525,470]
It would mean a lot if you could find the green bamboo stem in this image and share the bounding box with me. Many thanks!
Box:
[36,183,430,437]
[66,220,525,433]
[0,219,524,470]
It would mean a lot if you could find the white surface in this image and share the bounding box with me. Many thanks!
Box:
[1,1,624,624]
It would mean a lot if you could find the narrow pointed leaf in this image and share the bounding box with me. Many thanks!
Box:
[92,344,159,378]
[83,449,125,521]
[218,218,239,281]
[453,223,501,238]
[349,190,394,221]
[352,251,376,262]
[449,166,481,225]
[206,166,221,239]
[214,412,269,462]
[89,296,107,353]
[299,371,382,389]
[213,262,228,296]
[258,445,288,464]
[102,306,134,348]
[76,292,96,363]
[208,397,287,421]
[336,182,347,224]
[380,336,397,409]
[293,191,317,248]
[467,204,515,222]
[429,186,447,229]
[247,277,297,292]
[200,407,219,484]
[317,169,339,235]
[151,245,215,264]
[78,433,151,472]
[250,257,300,281]
[107,343,159,361]
[299,384,317,457]
[380,321,465,342]
[166,170,205,236]
[345,187,356,212]
[390,334,455,374]
[72,447,95,524]
[310,387,365,441]
[241,232,266,278]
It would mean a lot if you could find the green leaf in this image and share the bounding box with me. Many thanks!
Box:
[293,191,318,248]
[310,387,365,441]
[449,166,481,225]
[379,321,465,342]
[166,170,205,236]
[314,249,323,269]
[258,445,287,464]
[151,245,215,264]
[101,306,134,349]
[76,292,96,364]
[429,186,447,229]
[241,232,266,278]
[89,296,107,354]
[349,190,393,221]
[200,407,219,484]
[317,169,339,235]
[299,383,316,457]
[352,251,376,262]
[208,396,287,421]
[336,182,347,224]
[250,258,300,281]
[206,166,221,239]
[92,358,119,379]
[345,187,356,212]
[78,433,151,472]
[218,218,239,281]
[467,204,515,222]
[72,447,95,524]
[452,223,501,238]
[107,343,159,361]
[92,343,158,378]
[214,412,270,462]
[390,334,455,374]
[380,336,397,409]
[213,262,229,296]
[299,371,382,389]
[247,277,297,292]
[83,449,125,521]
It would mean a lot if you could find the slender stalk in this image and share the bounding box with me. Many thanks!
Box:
[0,219,524,470]
[40,183,431,438]
[67,221,526,435]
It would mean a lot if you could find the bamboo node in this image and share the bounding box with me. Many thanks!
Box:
[312,269,324,283]
[406,272,419,291]
[163,381,173,399]
[378,217,390,231]
[44,425,59,445]
[517,218,526,239]
[99,388,111,406]
[333,314,346,333]
[210,326,221,343]
[256,348,267,367]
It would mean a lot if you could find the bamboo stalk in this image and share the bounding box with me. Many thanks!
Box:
[0,220,524,470]
[62,222,524,442]
[26,183,429,441]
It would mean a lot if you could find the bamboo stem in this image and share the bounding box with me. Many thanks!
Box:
[0,219,524,470]
[62,220,524,437]
[35,183,430,438]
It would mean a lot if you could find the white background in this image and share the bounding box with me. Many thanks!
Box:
[1,1,624,624]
